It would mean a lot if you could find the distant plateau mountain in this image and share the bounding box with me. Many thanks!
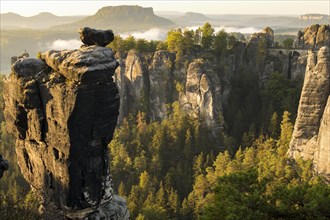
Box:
[55,5,174,32]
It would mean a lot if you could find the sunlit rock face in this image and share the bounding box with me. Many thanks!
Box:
[115,50,223,130]
[289,46,330,179]
[3,37,129,218]
[180,59,222,128]
[315,96,330,179]
[115,50,148,122]
[294,24,330,49]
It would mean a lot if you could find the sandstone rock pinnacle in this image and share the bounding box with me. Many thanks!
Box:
[3,30,129,219]
[289,46,330,179]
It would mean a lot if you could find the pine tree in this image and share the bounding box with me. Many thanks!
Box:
[277,111,293,156]
[201,23,214,49]
[270,112,279,138]
[118,181,126,197]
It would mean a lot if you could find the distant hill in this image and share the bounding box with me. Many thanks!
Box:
[173,12,217,26]
[0,12,85,29]
[154,11,185,19]
[240,14,330,29]
[55,5,174,32]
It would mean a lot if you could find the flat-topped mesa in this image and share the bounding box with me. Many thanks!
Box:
[3,28,129,219]
[288,46,330,179]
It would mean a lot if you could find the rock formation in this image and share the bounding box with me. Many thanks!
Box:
[288,46,330,179]
[114,50,223,128]
[115,50,150,122]
[148,50,175,120]
[79,27,114,46]
[247,27,274,74]
[0,154,9,179]
[3,29,129,219]
[294,24,330,49]
[314,96,330,179]
[180,59,222,128]
[248,27,274,51]
[115,50,175,122]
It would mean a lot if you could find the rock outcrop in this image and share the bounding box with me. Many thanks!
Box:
[115,50,176,121]
[288,46,330,179]
[3,35,129,218]
[247,27,274,74]
[79,27,114,46]
[248,27,274,51]
[180,59,222,128]
[115,50,223,128]
[0,154,9,179]
[148,50,175,120]
[294,24,330,49]
[115,50,150,121]
[314,96,330,179]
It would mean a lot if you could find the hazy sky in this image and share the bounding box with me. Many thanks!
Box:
[1,1,329,16]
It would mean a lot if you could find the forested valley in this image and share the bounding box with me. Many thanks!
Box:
[1,23,330,219]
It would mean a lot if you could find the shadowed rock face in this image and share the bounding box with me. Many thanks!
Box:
[3,45,129,219]
[0,155,9,179]
[79,27,114,46]
[289,46,330,179]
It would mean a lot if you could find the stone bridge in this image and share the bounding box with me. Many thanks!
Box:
[267,48,312,57]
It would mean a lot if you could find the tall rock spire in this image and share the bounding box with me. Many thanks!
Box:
[3,28,129,219]
[289,46,330,179]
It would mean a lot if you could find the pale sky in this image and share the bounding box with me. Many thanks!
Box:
[0,1,329,16]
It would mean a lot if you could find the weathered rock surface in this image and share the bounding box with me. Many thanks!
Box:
[115,50,149,121]
[0,154,9,179]
[294,24,330,49]
[289,46,330,178]
[116,50,176,121]
[79,27,114,46]
[314,96,330,179]
[4,44,129,219]
[248,27,274,52]
[148,50,175,120]
[180,59,222,128]
[247,27,274,74]
[115,50,223,128]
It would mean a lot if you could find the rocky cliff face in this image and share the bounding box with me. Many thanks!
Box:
[115,50,223,129]
[247,27,274,63]
[115,50,151,121]
[294,24,330,49]
[315,96,330,179]
[115,26,318,129]
[288,46,330,179]
[180,59,222,128]
[3,31,129,218]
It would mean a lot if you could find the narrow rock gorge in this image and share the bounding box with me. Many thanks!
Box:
[289,46,330,179]
[3,28,129,219]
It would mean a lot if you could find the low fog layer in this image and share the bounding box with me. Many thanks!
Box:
[119,26,262,41]
[46,39,82,50]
